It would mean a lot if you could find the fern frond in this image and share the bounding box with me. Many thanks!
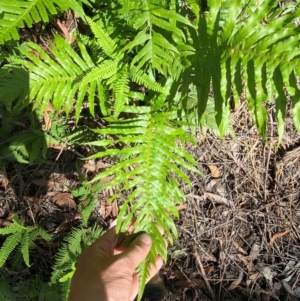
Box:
[21,230,30,267]
[11,34,98,118]
[113,66,130,117]
[51,228,85,283]
[129,66,168,95]
[185,0,300,140]
[0,65,28,109]
[88,106,200,297]
[118,0,190,77]
[0,231,22,267]
[50,225,103,301]
[87,17,118,58]
[0,0,86,44]
[80,60,118,84]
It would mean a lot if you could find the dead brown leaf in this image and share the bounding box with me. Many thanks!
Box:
[53,212,81,233]
[0,219,12,227]
[55,19,70,41]
[43,103,55,131]
[0,168,9,189]
[27,203,41,219]
[269,229,290,246]
[52,192,76,209]
[176,204,187,211]
[112,200,118,217]
[261,290,272,301]
[237,254,256,273]
[249,241,261,261]
[32,179,58,187]
[228,270,244,290]
[82,162,96,172]
[233,240,247,255]
[208,165,221,178]
[204,192,234,207]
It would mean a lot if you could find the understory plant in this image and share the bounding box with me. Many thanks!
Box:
[0,0,300,299]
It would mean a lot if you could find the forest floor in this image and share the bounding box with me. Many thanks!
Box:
[1,99,300,301]
[1,11,300,301]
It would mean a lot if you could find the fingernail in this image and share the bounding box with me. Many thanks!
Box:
[139,234,152,245]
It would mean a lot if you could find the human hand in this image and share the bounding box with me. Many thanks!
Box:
[68,227,163,301]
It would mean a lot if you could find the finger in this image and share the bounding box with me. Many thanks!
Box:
[131,256,164,299]
[90,226,117,257]
[118,233,152,270]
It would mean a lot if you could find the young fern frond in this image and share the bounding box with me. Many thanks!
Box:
[0,215,52,267]
[71,181,107,226]
[87,105,200,300]
[50,225,103,283]
[86,17,118,58]
[20,230,30,267]
[0,0,87,44]
[50,225,103,300]
[113,66,130,117]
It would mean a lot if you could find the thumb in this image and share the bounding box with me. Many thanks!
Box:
[119,233,152,269]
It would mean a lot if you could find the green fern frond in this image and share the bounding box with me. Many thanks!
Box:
[11,34,98,118]
[87,17,118,58]
[0,231,22,267]
[0,216,52,267]
[0,0,87,44]
[80,60,118,84]
[113,66,130,117]
[50,225,103,300]
[72,181,107,226]
[87,106,200,298]
[50,228,84,283]
[0,65,28,109]
[118,0,190,77]
[20,230,30,267]
[129,66,168,95]
[185,0,300,140]
[51,225,103,285]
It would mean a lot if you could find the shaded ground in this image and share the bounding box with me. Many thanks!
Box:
[1,99,300,301]
[163,102,300,301]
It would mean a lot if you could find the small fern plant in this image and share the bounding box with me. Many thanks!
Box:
[50,225,103,301]
[0,215,51,267]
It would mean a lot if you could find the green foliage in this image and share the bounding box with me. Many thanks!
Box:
[0,0,87,44]
[50,225,103,301]
[71,180,108,226]
[86,105,200,299]
[0,274,15,301]
[0,215,51,267]
[183,0,300,141]
[1,0,300,299]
